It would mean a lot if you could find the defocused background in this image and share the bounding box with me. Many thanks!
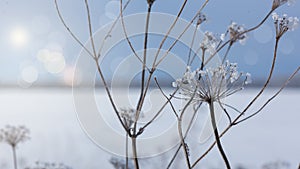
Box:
[0,0,299,87]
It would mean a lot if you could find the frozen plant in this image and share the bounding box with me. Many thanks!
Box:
[54,0,300,169]
[0,125,30,169]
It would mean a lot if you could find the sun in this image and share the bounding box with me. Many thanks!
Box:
[10,27,29,47]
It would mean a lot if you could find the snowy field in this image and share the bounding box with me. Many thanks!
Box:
[0,88,299,169]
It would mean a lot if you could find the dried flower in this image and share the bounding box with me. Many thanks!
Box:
[228,22,247,45]
[272,0,296,9]
[173,61,251,103]
[200,31,221,53]
[119,108,144,129]
[272,12,299,37]
[0,125,30,147]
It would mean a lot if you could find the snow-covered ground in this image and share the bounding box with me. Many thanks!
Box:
[0,88,299,169]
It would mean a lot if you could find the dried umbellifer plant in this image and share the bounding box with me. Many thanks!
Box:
[54,0,299,168]
[0,125,30,169]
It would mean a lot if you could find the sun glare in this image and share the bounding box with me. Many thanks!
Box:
[10,27,29,47]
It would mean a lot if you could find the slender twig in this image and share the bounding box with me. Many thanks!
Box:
[54,0,94,58]
[84,0,97,58]
[178,88,198,169]
[126,133,129,169]
[235,66,300,124]
[120,0,145,66]
[152,0,188,67]
[155,0,210,68]
[166,103,202,169]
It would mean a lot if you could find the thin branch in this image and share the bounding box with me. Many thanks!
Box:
[235,66,300,124]
[54,0,94,58]
[84,0,97,58]
[133,3,153,136]
[166,102,202,169]
[97,0,133,59]
[140,79,179,131]
[178,88,198,169]
[152,0,188,67]
[120,0,146,66]
[155,0,210,68]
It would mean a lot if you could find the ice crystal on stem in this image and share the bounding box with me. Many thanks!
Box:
[173,61,251,103]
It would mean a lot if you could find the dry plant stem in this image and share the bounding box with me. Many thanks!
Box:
[12,146,18,169]
[54,0,94,58]
[126,133,129,169]
[155,0,210,68]
[221,44,232,64]
[97,0,132,59]
[178,88,198,169]
[166,103,202,169]
[84,0,97,58]
[134,4,153,133]
[120,0,145,65]
[94,59,127,132]
[187,25,199,66]
[130,4,153,169]
[140,81,179,130]
[131,137,139,169]
[236,66,300,124]
[152,0,188,67]
[208,101,231,169]
[204,9,274,66]
[192,36,282,168]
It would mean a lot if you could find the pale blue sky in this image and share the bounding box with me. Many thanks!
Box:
[0,0,299,87]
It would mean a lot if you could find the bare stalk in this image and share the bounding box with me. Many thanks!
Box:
[208,100,231,169]
[12,146,18,169]
[131,137,139,169]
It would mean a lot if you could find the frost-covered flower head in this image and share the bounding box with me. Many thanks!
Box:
[272,12,299,37]
[173,61,251,103]
[119,108,144,129]
[0,125,30,147]
[228,22,247,45]
[200,31,221,53]
[272,0,296,9]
